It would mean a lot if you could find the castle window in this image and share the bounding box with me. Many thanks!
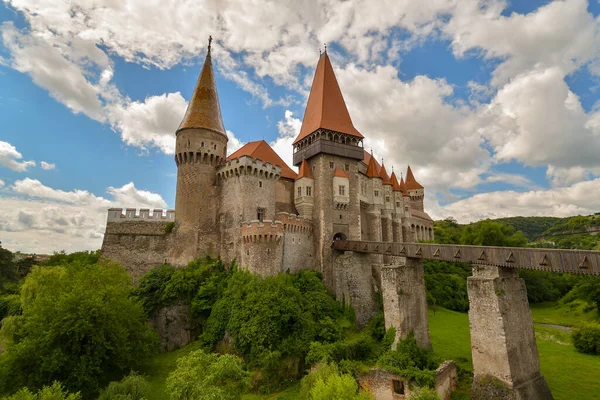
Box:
[306,186,312,196]
[338,185,345,196]
[374,190,380,197]
[386,196,390,203]
[345,164,349,172]
[267,248,270,254]
[292,237,295,243]
[201,142,204,147]
[259,181,263,188]
[312,165,316,172]
[329,162,334,169]
[214,144,217,150]
[396,202,400,208]
[392,379,404,395]
[257,208,265,222]
[297,187,302,197]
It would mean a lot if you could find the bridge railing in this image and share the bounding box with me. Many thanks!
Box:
[332,240,600,275]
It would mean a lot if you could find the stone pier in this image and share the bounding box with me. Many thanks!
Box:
[468,266,553,400]
[381,257,431,350]
[334,251,379,328]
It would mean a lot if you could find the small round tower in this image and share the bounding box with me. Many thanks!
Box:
[174,38,227,253]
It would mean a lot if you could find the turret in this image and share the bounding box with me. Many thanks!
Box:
[174,37,228,249]
[295,159,314,217]
[405,166,424,212]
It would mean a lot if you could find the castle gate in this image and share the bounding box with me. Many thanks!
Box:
[333,240,600,400]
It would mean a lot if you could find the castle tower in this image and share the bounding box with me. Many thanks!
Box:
[405,166,424,212]
[295,159,314,217]
[292,50,365,286]
[174,38,228,259]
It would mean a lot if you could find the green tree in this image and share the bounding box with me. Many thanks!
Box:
[0,242,16,285]
[299,363,371,400]
[575,277,600,313]
[460,220,527,247]
[1,382,80,400]
[0,262,157,397]
[98,372,151,400]
[165,350,250,400]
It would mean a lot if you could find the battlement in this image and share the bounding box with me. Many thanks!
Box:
[217,155,281,181]
[275,212,313,234]
[241,220,284,243]
[107,208,175,223]
[175,148,225,167]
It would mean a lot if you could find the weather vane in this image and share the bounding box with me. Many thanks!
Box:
[208,36,213,54]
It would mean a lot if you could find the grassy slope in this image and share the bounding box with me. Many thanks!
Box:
[530,301,599,327]
[429,308,600,400]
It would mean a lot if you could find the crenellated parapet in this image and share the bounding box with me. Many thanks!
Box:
[174,148,226,167]
[275,212,313,234]
[107,208,175,223]
[241,220,284,243]
[217,155,281,181]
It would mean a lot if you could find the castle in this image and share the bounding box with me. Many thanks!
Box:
[100,41,433,287]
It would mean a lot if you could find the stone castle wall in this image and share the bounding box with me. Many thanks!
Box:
[100,208,174,280]
[276,178,297,214]
[240,220,284,276]
[277,212,314,273]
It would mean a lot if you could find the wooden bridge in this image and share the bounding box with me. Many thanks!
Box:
[333,240,600,275]
[332,240,600,399]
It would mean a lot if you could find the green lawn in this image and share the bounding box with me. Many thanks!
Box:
[428,307,600,400]
[530,300,599,327]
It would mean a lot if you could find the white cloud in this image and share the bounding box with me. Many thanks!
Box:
[1,178,167,253]
[0,140,36,171]
[0,179,5,188]
[226,130,244,156]
[485,173,534,188]
[271,110,302,168]
[429,178,600,223]
[40,161,55,170]
[106,92,186,154]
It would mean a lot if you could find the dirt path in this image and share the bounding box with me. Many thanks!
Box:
[535,322,572,332]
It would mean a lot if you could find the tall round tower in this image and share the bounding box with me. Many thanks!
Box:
[174,38,227,256]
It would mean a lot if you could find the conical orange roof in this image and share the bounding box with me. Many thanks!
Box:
[293,52,363,145]
[366,153,380,178]
[177,41,226,136]
[380,163,392,185]
[227,140,297,180]
[405,166,424,190]
[390,172,401,191]
[399,177,409,196]
[333,168,349,178]
[296,159,313,180]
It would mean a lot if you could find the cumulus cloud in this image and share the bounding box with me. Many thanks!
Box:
[429,178,600,223]
[226,130,244,156]
[0,179,5,188]
[0,140,36,171]
[1,178,167,253]
[40,161,55,170]
[271,110,302,168]
[106,92,187,154]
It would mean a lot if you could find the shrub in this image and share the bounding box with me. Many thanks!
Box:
[0,263,157,397]
[2,382,80,400]
[165,349,250,400]
[377,336,440,388]
[408,387,440,400]
[165,222,175,234]
[98,372,151,400]
[298,363,371,400]
[572,323,600,355]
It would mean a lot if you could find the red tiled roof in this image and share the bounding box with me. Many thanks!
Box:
[227,140,297,180]
[293,52,363,145]
[399,177,409,196]
[296,159,313,180]
[366,153,380,178]
[405,166,424,190]
[333,168,349,178]
[380,163,392,185]
[390,172,401,191]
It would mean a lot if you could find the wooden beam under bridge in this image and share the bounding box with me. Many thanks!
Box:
[332,240,600,275]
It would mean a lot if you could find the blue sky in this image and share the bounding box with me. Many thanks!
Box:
[1,0,600,253]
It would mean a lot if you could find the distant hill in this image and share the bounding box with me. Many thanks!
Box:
[435,213,600,250]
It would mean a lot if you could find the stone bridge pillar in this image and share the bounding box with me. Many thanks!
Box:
[334,251,379,328]
[367,209,384,284]
[381,257,431,350]
[468,265,553,400]
[381,210,393,264]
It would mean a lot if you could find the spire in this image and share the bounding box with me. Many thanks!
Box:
[390,171,401,191]
[405,166,424,190]
[293,52,363,144]
[380,162,392,185]
[399,176,409,196]
[366,154,379,178]
[176,37,226,136]
[296,159,313,180]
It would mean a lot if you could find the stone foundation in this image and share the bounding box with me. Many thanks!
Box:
[468,266,552,400]
[380,257,431,350]
[150,303,198,352]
